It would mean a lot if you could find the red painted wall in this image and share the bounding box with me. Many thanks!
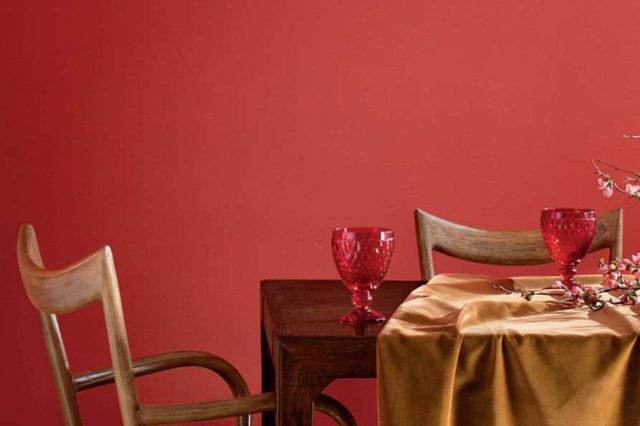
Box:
[3,1,640,424]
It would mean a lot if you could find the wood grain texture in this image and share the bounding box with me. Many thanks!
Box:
[18,225,354,426]
[415,209,623,281]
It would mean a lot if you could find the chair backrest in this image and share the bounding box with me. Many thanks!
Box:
[414,209,623,281]
[17,224,140,426]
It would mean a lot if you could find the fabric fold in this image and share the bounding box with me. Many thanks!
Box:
[377,274,640,426]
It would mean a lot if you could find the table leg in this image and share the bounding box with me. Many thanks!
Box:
[276,383,322,426]
[261,323,275,426]
[276,343,330,426]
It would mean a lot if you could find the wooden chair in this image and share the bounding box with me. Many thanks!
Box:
[415,209,623,282]
[17,224,356,426]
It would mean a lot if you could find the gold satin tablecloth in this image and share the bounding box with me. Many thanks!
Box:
[377,274,640,426]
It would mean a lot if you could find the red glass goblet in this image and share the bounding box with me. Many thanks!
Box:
[331,227,395,324]
[540,208,596,289]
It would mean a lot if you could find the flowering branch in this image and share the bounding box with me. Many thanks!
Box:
[493,281,604,309]
[592,159,640,198]
[493,253,640,309]
[592,135,640,199]
[597,256,640,305]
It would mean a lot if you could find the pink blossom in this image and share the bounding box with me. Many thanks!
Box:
[618,276,631,288]
[597,178,614,198]
[632,253,640,264]
[608,272,619,280]
[623,258,633,266]
[562,291,572,298]
[604,278,618,289]
[551,280,563,289]
[619,263,627,271]
[599,263,610,273]
[571,286,585,296]
[585,286,597,295]
[597,178,608,190]
[626,183,640,197]
[603,186,614,197]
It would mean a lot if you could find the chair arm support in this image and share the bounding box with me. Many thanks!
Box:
[138,392,276,425]
[315,394,357,426]
[74,352,356,425]
[73,351,250,398]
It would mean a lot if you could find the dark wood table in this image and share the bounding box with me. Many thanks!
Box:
[260,279,421,425]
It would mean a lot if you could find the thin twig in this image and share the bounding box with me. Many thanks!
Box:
[492,284,514,294]
[592,159,640,180]
[596,287,622,295]
[592,159,636,193]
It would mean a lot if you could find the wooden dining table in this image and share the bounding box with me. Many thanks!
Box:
[260,279,422,426]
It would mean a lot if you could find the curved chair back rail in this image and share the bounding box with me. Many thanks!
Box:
[17,224,356,426]
[415,209,623,281]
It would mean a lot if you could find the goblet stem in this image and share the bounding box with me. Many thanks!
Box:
[352,288,373,313]
[337,286,385,324]
[560,262,581,288]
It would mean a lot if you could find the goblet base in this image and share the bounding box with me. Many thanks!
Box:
[337,309,385,324]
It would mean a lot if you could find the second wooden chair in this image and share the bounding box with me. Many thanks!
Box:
[414,209,623,281]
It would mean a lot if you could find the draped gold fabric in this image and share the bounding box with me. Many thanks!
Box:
[377,274,640,426]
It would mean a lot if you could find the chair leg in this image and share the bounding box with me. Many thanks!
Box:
[315,394,357,426]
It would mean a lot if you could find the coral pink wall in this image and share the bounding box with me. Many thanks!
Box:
[3,1,640,424]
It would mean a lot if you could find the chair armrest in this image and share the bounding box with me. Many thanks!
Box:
[139,392,275,425]
[74,352,356,426]
[139,392,357,426]
[73,351,249,398]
